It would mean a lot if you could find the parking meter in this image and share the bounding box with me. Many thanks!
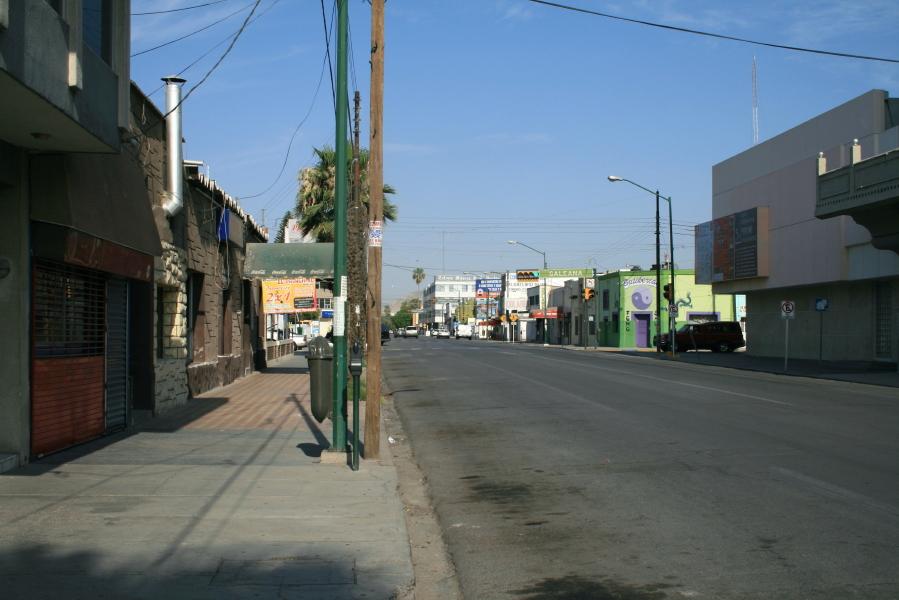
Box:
[350,341,363,471]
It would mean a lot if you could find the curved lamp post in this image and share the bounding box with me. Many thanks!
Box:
[607,176,676,354]
[507,240,549,347]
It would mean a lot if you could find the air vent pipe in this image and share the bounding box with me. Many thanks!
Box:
[161,76,186,217]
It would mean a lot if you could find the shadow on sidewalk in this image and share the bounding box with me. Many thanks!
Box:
[0,541,399,598]
[293,395,331,457]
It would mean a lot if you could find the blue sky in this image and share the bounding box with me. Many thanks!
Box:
[130,0,899,302]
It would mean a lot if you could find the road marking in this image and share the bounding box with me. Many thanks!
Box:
[535,353,794,407]
[771,466,899,520]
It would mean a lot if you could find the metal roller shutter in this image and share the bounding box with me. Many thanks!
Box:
[105,279,129,432]
[31,261,106,457]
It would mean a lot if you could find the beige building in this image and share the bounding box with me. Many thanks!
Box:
[701,90,899,363]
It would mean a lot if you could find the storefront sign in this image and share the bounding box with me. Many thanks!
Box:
[530,308,559,319]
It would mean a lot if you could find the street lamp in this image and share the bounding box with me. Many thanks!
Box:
[607,176,676,355]
[507,240,549,347]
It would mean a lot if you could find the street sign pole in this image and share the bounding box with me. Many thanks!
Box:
[781,300,795,372]
[784,318,789,372]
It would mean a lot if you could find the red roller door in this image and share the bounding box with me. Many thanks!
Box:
[31,261,106,457]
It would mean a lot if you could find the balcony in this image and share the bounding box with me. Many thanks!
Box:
[816,129,899,253]
[0,0,123,152]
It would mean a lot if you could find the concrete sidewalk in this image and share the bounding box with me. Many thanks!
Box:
[550,344,899,388]
[0,352,412,599]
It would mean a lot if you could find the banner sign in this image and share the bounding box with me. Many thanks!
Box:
[530,308,559,319]
[262,278,316,314]
[368,220,383,247]
[695,206,768,284]
[542,268,593,278]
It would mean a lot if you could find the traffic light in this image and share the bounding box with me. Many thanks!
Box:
[583,288,595,301]
[663,283,672,303]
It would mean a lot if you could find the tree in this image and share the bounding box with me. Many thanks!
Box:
[296,145,397,243]
[273,210,293,243]
[412,267,426,308]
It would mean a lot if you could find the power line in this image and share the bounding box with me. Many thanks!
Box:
[525,0,899,64]
[239,47,330,200]
[143,0,281,98]
[132,0,234,16]
[320,0,337,111]
[131,1,255,57]
[162,0,264,120]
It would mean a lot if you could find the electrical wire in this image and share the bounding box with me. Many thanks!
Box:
[133,0,234,16]
[320,0,337,112]
[525,0,899,64]
[239,47,330,200]
[143,0,282,98]
[131,1,255,57]
[160,0,263,121]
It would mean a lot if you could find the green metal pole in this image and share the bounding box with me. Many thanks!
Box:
[331,0,349,452]
[668,197,676,355]
[655,190,661,352]
[543,253,548,347]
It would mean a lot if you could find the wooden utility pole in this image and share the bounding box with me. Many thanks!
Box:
[348,92,366,351]
[364,0,384,459]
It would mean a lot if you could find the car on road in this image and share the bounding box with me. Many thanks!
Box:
[455,324,473,340]
[436,327,451,339]
[403,326,419,338]
[655,321,745,352]
[381,324,391,344]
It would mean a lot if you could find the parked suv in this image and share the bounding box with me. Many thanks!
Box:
[655,321,745,352]
[381,324,390,345]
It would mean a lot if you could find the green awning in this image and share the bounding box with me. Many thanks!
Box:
[244,243,334,278]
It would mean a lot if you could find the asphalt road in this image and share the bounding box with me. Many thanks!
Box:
[382,337,899,600]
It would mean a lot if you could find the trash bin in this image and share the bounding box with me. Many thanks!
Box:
[307,336,333,423]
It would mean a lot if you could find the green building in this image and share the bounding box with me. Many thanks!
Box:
[594,269,736,348]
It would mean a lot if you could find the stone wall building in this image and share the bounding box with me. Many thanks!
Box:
[131,83,267,413]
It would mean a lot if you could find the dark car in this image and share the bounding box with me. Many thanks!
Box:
[655,321,745,352]
[381,324,390,345]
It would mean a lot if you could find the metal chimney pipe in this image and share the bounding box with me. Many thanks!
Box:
[161,76,186,217]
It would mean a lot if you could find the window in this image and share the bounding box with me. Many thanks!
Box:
[187,273,204,361]
[613,313,620,333]
[319,297,333,310]
[602,289,609,310]
[156,286,165,359]
[82,0,112,64]
[220,289,232,356]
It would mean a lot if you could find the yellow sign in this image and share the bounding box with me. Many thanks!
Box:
[262,278,316,314]
[510,313,519,322]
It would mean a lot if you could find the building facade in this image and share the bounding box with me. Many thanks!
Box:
[421,275,476,329]
[594,269,736,348]
[700,90,899,362]
[0,1,152,469]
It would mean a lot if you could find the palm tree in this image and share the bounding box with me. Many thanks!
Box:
[273,210,293,243]
[297,145,397,242]
[412,267,426,308]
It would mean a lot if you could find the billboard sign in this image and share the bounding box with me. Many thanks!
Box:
[475,278,502,298]
[262,278,316,314]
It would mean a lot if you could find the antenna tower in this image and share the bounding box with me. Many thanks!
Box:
[752,56,759,145]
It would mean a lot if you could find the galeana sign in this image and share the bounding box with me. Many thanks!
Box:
[542,268,594,278]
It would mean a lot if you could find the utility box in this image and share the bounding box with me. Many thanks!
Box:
[307,336,333,423]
